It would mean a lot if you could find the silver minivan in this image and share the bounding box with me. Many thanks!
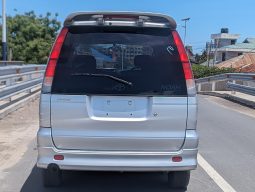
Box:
[37,12,198,190]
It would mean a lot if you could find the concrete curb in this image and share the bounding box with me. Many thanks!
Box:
[198,92,255,109]
[0,91,40,120]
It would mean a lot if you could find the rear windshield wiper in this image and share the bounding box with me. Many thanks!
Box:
[72,73,133,86]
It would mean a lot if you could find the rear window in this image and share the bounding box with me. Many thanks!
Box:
[52,26,187,96]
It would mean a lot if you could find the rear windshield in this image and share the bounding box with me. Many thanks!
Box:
[52,26,187,96]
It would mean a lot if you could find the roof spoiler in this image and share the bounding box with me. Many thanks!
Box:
[64,12,177,29]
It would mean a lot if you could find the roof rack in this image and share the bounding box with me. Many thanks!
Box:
[64,12,177,29]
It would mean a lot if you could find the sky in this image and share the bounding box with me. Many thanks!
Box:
[1,0,255,53]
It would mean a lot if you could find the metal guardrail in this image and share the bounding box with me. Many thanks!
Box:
[0,65,46,108]
[0,65,46,76]
[226,82,255,96]
[196,73,255,96]
[195,73,255,83]
[0,61,24,66]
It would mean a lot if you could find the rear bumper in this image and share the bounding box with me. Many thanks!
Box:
[37,128,199,171]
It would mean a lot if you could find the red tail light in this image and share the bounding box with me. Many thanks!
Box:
[172,31,193,80]
[172,31,196,96]
[182,62,193,80]
[42,28,68,93]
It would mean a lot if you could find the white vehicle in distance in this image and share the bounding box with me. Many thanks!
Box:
[37,12,198,190]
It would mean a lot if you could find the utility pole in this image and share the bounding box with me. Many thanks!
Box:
[207,40,213,67]
[2,0,8,63]
[213,38,219,66]
[181,17,190,46]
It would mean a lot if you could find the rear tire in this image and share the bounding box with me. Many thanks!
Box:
[167,171,190,190]
[42,164,62,187]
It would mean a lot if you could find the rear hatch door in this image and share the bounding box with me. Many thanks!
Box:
[50,26,188,152]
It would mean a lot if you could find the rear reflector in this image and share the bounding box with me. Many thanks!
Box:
[172,156,183,162]
[54,155,64,161]
[42,28,68,93]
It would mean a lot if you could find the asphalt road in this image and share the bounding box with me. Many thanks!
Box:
[198,96,255,192]
[0,95,255,192]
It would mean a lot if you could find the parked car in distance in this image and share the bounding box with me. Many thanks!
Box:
[37,12,198,190]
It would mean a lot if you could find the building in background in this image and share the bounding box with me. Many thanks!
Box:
[216,38,255,63]
[206,28,240,64]
[216,53,255,73]
[206,28,255,64]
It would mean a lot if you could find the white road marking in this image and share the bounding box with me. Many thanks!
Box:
[198,153,237,192]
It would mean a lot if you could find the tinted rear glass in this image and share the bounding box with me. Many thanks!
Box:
[52,26,187,96]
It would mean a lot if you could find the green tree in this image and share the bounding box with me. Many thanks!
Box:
[195,50,208,64]
[0,11,61,64]
[192,65,235,79]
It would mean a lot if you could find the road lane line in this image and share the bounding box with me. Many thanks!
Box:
[198,153,237,192]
